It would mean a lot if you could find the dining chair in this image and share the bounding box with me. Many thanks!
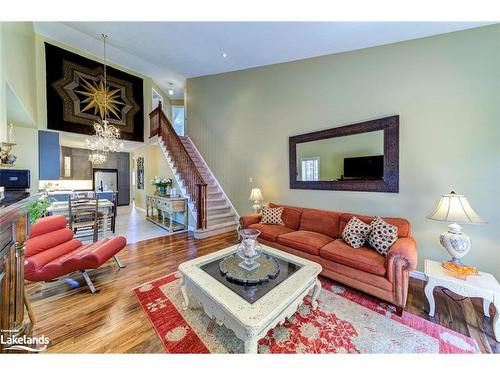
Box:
[95,191,118,234]
[68,191,99,242]
[111,192,118,233]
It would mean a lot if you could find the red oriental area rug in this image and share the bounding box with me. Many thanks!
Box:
[133,272,479,354]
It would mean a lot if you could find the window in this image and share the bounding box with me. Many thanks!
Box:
[301,157,319,181]
[63,156,71,178]
[172,106,185,136]
[152,88,163,110]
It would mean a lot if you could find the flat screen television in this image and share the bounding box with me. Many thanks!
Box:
[0,169,31,190]
[343,155,383,179]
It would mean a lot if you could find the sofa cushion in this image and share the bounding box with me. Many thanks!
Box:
[320,239,386,276]
[299,208,341,238]
[340,213,410,238]
[342,216,372,248]
[269,203,303,230]
[248,223,294,242]
[30,215,67,238]
[367,217,398,256]
[260,206,285,225]
[277,230,334,256]
[26,228,75,257]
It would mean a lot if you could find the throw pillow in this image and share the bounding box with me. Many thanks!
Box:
[368,217,398,255]
[342,216,372,248]
[260,206,285,225]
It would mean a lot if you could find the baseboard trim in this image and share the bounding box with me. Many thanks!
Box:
[410,270,427,281]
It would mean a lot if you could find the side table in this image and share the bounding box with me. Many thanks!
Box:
[424,259,499,342]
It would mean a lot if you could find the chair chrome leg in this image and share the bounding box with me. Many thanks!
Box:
[113,255,126,269]
[81,270,98,293]
[236,223,241,240]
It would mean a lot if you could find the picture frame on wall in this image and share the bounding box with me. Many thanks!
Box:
[137,157,144,190]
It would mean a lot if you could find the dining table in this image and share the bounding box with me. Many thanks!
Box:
[46,199,115,238]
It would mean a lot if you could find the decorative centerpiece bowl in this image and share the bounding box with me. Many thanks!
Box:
[236,229,263,271]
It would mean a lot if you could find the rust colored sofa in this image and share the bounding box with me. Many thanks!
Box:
[240,203,417,315]
[25,215,127,293]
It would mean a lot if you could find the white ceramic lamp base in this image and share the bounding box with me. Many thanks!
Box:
[252,201,262,214]
[439,222,471,264]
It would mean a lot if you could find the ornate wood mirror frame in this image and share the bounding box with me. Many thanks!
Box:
[289,115,399,193]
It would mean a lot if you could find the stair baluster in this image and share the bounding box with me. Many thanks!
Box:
[149,102,207,230]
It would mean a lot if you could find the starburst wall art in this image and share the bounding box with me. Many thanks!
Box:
[45,43,144,142]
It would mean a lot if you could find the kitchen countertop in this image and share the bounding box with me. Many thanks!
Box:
[44,190,115,194]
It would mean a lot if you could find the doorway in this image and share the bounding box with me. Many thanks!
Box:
[172,105,185,136]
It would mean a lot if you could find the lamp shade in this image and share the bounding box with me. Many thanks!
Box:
[249,187,263,201]
[426,192,486,224]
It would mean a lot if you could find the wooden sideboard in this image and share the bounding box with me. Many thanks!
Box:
[0,193,42,352]
[146,195,188,232]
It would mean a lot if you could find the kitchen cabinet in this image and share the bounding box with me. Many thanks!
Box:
[117,153,130,206]
[71,148,92,180]
[60,146,92,180]
[38,130,60,180]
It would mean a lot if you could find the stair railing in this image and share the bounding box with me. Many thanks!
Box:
[149,102,207,230]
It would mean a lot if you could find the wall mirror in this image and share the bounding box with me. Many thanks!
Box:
[289,115,399,192]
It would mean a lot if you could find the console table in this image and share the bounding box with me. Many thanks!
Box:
[424,259,500,342]
[146,195,188,232]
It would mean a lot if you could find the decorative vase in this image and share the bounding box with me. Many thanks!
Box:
[236,229,262,271]
[439,223,471,264]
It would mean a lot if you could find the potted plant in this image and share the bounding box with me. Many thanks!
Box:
[29,196,51,224]
[150,176,173,197]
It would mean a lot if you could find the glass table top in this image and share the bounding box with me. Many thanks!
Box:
[199,251,302,304]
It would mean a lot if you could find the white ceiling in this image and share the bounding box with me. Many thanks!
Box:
[34,22,492,99]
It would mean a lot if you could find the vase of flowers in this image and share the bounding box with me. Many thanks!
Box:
[150,176,173,197]
[0,141,17,167]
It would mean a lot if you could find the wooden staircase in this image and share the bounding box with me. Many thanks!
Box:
[150,103,239,238]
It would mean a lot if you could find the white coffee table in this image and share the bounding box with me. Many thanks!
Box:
[178,244,322,353]
[424,259,500,342]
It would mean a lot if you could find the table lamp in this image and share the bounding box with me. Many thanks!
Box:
[426,191,486,264]
[249,187,264,213]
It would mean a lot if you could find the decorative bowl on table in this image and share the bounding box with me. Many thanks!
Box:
[236,228,263,271]
[219,253,280,286]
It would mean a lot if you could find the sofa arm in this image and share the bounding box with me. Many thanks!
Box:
[386,237,417,280]
[239,214,262,228]
[386,237,417,308]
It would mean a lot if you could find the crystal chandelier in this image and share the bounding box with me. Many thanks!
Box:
[85,33,124,161]
[88,151,107,165]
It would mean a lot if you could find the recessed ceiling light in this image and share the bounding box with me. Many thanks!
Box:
[222,52,227,58]
[168,89,174,96]
[168,82,174,96]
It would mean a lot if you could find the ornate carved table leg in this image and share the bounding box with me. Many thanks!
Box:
[180,279,189,310]
[311,278,322,310]
[493,297,499,342]
[244,336,258,354]
[424,279,437,317]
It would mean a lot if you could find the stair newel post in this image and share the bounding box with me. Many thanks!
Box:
[196,183,207,230]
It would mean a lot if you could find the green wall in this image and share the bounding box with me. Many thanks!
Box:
[186,25,500,278]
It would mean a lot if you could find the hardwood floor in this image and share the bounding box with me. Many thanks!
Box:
[26,231,499,354]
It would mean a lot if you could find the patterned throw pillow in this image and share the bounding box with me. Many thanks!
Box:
[342,216,372,248]
[368,217,398,255]
[260,206,285,225]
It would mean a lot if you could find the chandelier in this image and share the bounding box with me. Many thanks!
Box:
[85,33,124,162]
[88,151,107,165]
